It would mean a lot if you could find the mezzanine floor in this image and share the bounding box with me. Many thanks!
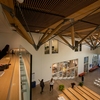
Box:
[32,68,100,100]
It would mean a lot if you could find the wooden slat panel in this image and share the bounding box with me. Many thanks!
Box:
[68,87,86,100]
[83,86,100,99]
[77,86,99,100]
[74,87,93,100]
[63,89,78,100]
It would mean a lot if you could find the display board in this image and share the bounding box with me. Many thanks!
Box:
[52,59,78,79]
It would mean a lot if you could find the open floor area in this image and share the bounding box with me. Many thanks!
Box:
[32,68,100,100]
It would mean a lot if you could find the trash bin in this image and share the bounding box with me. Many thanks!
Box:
[32,81,36,88]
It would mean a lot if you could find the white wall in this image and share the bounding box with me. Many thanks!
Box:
[0,32,97,85]
[0,4,98,85]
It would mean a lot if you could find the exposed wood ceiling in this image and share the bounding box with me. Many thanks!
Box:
[0,0,100,50]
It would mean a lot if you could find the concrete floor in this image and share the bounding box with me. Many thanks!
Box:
[32,68,100,100]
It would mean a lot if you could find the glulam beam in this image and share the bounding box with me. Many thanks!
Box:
[41,20,66,44]
[89,36,94,46]
[0,1,36,49]
[75,32,92,48]
[59,35,73,49]
[78,25,100,44]
[71,26,75,46]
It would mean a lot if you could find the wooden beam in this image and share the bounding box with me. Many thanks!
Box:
[0,0,14,10]
[75,33,92,48]
[39,28,50,44]
[61,27,96,36]
[41,20,66,44]
[2,7,14,24]
[71,26,75,46]
[59,35,73,49]
[88,8,100,16]
[13,17,35,45]
[76,27,95,33]
[78,25,100,44]
[42,1,100,32]
[89,36,94,46]
[93,33,100,46]
[1,3,36,48]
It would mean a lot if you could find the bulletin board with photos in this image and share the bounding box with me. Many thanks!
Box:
[52,59,78,79]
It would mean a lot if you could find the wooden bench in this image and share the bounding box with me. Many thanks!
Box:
[74,87,93,100]
[83,86,100,99]
[79,72,85,77]
[89,66,98,72]
[77,86,99,100]
[59,93,69,100]
[68,87,86,100]
[63,89,78,100]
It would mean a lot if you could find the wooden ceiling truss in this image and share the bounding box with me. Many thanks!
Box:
[0,0,100,50]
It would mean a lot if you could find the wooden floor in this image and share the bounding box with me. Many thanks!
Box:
[0,54,20,100]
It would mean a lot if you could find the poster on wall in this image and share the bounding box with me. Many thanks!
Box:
[44,41,50,54]
[52,39,58,54]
